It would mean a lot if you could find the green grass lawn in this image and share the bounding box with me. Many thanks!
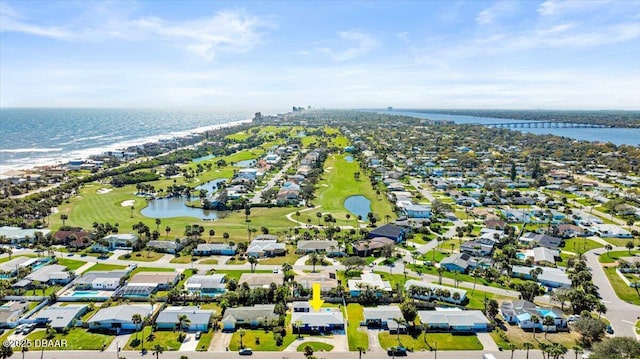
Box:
[200,259,218,265]
[124,326,183,351]
[599,250,640,264]
[602,266,640,305]
[23,285,59,296]
[373,271,419,290]
[197,329,214,351]
[119,251,164,262]
[490,327,581,349]
[228,329,297,351]
[561,238,603,253]
[170,255,200,264]
[378,332,483,351]
[603,238,637,247]
[130,266,177,275]
[346,303,368,351]
[216,269,270,280]
[298,154,395,225]
[25,328,114,350]
[260,245,299,265]
[297,342,334,352]
[56,258,88,271]
[84,263,127,272]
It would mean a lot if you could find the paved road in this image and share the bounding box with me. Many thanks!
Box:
[251,157,296,205]
[16,349,582,359]
[584,246,640,339]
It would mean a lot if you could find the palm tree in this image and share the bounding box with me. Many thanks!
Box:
[177,314,191,338]
[356,346,366,359]
[508,343,517,359]
[155,218,161,233]
[543,316,555,338]
[282,263,292,274]
[130,205,135,218]
[238,328,246,348]
[626,240,634,255]
[60,214,68,227]
[523,342,534,359]
[151,344,164,359]
[248,256,258,273]
[531,314,540,339]
[392,317,406,344]
[131,313,142,341]
[572,345,583,359]
[223,232,230,243]
[437,267,444,285]
[0,345,13,359]
[209,229,215,241]
[310,252,319,272]
[165,226,171,239]
[605,243,613,257]
[294,319,303,338]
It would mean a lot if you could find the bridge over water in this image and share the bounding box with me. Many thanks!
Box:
[476,121,609,128]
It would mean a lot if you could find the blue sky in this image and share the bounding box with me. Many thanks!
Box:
[1,0,639,110]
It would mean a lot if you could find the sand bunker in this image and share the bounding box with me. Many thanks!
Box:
[121,200,135,207]
[97,188,112,194]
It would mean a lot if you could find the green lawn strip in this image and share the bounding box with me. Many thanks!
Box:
[56,258,88,271]
[130,266,177,276]
[23,286,59,297]
[25,328,114,350]
[602,266,640,305]
[196,329,215,351]
[200,259,218,265]
[378,332,483,351]
[420,250,447,264]
[635,320,640,335]
[346,303,368,351]
[373,271,419,290]
[119,251,164,262]
[124,326,183,351]
[603,238,637,247]
[599,250,640,264]
[260,245,300,265]
[490,327,580,349]
[173,269,195,290]
[407,264,521,292]
[296,342,334,352]
[216,270,270,281]
[84,263,127,272]
[228,329,297,351]
[0,254,36,263]
[561,238,603,253]
[170,255,200,264]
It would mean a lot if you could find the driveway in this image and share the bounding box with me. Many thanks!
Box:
[585,247,640,338]
[209,331,233,352]
[476,333,499,351]
[179,333,198,351]
[363,328,383,352]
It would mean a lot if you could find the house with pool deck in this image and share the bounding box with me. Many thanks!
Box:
[500,300,567,332]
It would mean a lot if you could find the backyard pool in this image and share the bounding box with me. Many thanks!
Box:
[71,290,100,297]
[516,253,527,260]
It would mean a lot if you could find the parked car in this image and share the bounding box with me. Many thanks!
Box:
[387,346,407,356]
[239,348,253,355]
[272,268,279,274]
[195,331,202,339]
[605,325,614,334]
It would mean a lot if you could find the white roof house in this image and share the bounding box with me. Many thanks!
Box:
[418,310,490,331]
[348,273,392,293]
[35,305,87,330]
[87,305,151,331]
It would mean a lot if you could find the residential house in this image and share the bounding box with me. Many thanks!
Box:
[156,306,214,331]
[590,224,633,238]
[246,239,286,257]
[519,233,562,250]
[239,273,283,289]
[347,273,392,297]
[0,257,41,278]
[404,280,467,305]
[500,300,566,332]
[291,307,345,334]
[74,270,129,291]
[34,305,88,330]
[368,224,406,243]
[0,227,51,244]
[193,243,237,256]
[511,266,571,288]
[103,233,139,250]
[221,304,278,331]
[533,247,559,266]
[351,237,395,257]
[404,204,432,219]
[294,271,339,292]
[296,240,344,256]
[120,271,179,299]
[418,310,490,332]
[14,264,73,289]
[185,274,226,297]
[0,301,29,327]
[460,238,495,256]
[363,305,405,332]
[556,224,587,238]
[440,253,492,273]
[146,240,183,254]
[54,230,91,248]
[87,305,151,332]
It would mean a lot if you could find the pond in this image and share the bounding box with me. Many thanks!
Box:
[344,155,354,162]
[141,178,227,220]
[344,195,371,219]
[192,154,216,163]
[235,159,257,167]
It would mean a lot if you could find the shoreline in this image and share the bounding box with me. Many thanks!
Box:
[0,118,253,176]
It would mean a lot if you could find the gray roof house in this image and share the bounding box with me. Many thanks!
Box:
[239,273,283,288]
[296,240,343,256]
[185,274,226,297]
[418,310,490,332]
[74,270,129,290]
[294,271,338,292]
[0,301,29,326]
[511,265,571,288]
[221,304,278,331]
[291,308,345,334]
[156,306,215,331]
[533,247,559,265]
[87,305,151,332]
[146,240,183,254]
[363,305,405,332]
[246,239,286,257]
[34,305,88,330]
[23,264,73,286]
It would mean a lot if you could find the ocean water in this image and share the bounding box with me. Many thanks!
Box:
[0,108,256,172]
[378,110,640,146]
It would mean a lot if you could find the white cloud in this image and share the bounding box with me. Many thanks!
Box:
[312,30,378,62]
[476,1,519,25]
[0,5,273,60]
[537,0,611,16]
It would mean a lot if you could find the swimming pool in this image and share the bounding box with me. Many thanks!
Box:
[71,290,100,297]
[516,253,527,260]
